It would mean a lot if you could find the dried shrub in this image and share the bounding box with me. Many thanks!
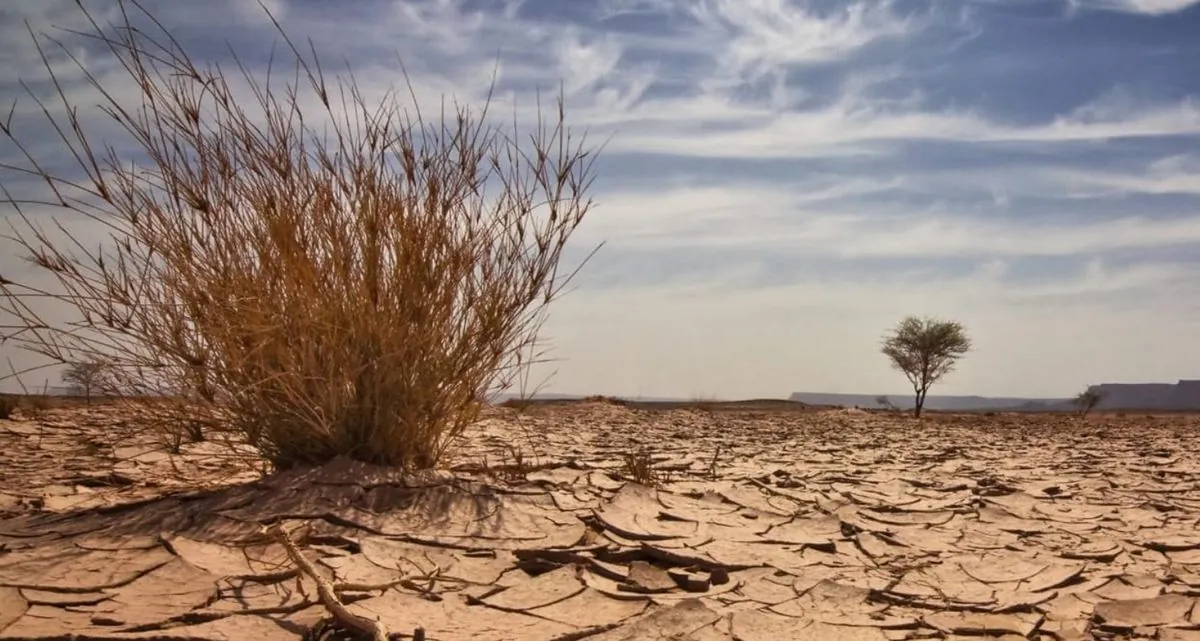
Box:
[499,397,534,412]
[690,392,720,413]
[621,448,660,487]
[23,395,52,412]
[483,442,533,484]
[875,395,900,412]
[0,395,15,420]
[582,395,626,405]
[62,360,115,407]
[0,1,599,471]
[1074,389,1104,417]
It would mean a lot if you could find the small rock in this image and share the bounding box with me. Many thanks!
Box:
[621,561,677,593]
[668,568,711,592]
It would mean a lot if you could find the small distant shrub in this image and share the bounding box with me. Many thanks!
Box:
[62,361,115,407]
[0,1,599,471]
[500,398,534,412]
[583,395,626,405]
[0,396,15,420]
[691,393,720,413]
[1074,389,1104,417]
[24,395,52,412]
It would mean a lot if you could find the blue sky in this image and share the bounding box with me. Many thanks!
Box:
[3,0,1200,399]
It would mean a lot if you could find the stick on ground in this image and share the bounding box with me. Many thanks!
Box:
[266,522,391,641]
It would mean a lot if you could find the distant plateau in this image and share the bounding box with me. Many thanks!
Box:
[789,379,1200,412]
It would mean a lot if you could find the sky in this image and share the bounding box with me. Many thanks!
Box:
[2,0,1200,400]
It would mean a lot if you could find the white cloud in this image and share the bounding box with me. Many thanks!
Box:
[1042,155,1200,196]
[578,176,902,242]
[874,154,1200,201]
[817,214,1200,258]
[15,0,1186,162]
[556,30,624,95]
[596,91,1200,159]
[692,0,917,84]
[3,0,1200,400]
[585,180,1200,259]
[230,0,288,24]
[1066,0,1200,14]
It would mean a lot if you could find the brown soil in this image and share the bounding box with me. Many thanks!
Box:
[1,401,1198,640]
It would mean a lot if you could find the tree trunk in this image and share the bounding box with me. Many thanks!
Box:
[913,388,924,418]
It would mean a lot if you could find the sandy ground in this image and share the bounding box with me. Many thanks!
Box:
[1,400,1199,640]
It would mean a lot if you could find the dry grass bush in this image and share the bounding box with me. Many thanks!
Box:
[690,392,720,413]
[582,394,627,405]
[23,395,53,413]
[0,395,15,420]
[620,448,661,487]
[0,1,598,471]
[481,442,534,484]
[499,397,534,412]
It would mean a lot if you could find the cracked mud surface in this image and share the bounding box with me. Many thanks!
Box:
[1,401,1199,640]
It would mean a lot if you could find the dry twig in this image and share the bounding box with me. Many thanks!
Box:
[266,522,390,641]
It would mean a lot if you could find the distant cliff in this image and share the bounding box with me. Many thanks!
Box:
[786,392,1068,411]
[790,380,1200,412]
[1086,380,1200,411]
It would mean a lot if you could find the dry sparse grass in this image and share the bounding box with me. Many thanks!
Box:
[0,395,15,420]
[0,1,598,471]
[484,442,534,484]
[22,394,53,415]
[499,397,534,412]
[620,448,660,487]
[582,394,627,405]
[690,392,720,413]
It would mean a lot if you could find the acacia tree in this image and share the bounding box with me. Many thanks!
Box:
[62,361,112,406]
[881,316,971,418]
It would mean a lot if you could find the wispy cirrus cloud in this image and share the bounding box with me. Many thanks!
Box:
[2,0,1200,398]
[583,178,1200,257]
[1066,0,1200,15]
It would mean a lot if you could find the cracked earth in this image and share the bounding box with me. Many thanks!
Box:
[1,400,1198,640]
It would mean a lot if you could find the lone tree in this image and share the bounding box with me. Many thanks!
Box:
[1074,389,1104,417]
[62,361,113,406]
[881,316,971,418]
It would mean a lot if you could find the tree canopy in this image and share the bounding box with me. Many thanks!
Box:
[881,316,971,418]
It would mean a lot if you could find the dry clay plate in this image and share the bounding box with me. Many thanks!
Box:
[1,400,1199,640]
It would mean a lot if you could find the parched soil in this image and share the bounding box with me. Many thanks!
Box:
[1,402,1198,640]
